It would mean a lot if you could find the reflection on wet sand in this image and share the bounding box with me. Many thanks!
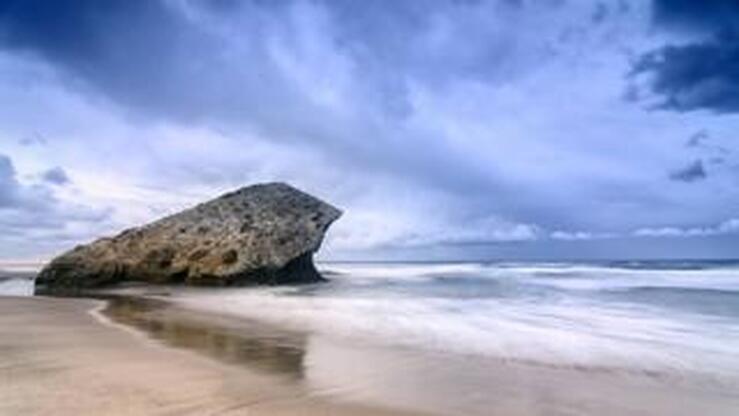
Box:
[100,296,308,379]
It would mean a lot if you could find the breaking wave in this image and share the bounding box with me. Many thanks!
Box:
[173,261,739,383]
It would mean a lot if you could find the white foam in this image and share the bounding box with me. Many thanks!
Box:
[0,277,35,297]
[321,262,485,280]
[522,267,739,292]
[174,286,739,382]
[322,262,739,292]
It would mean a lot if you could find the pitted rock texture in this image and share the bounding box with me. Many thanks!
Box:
[37,183,341,290]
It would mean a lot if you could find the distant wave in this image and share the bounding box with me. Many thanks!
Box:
[0,262,43,274]
[0,264,39,297]
[0,276,35,296]
[324,261,739,293]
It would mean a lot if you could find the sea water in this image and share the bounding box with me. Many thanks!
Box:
[164,261,739,414]
[173,261,739,381]
[0,265,35,296]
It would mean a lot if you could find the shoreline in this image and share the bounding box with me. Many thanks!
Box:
[0,295,425,416]
[3,287,739,416]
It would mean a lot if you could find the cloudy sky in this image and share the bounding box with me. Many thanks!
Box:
[1,0,739,261]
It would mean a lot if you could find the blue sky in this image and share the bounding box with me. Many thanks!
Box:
[1,0,739,261]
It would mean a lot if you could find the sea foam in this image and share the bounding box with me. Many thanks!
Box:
[172,261,739,384]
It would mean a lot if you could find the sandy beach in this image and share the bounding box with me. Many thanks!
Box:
[3,266,739,416]
[0,296,424,416]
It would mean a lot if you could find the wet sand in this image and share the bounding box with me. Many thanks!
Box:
[0,296,424,416]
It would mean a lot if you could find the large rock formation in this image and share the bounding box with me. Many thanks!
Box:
[37,183,341,290]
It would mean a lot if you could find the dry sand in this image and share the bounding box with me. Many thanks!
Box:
[0,296,424,416]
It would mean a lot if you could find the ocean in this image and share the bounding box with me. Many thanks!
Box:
[170,261,739,379]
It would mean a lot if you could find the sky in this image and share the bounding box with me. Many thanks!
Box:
[1,0,739,261]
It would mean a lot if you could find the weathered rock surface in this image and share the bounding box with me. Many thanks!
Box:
[37,183,341,290]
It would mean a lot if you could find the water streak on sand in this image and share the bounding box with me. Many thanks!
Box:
[98,296,308,379]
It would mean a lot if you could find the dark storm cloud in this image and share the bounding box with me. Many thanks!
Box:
[0,0,542,218]
[668,159,706,183]
[0,0,538,121]
[632,32,739,113]
[683,129,731,163]
[0,0,391,123]
[41,167,70,186]
[5,0,733,258]
[632,0,739,113]
[651,0,739,32]
[18,132,46,146]
[0,0,226,120]
[686,130,708,148]
[0,155,17,207]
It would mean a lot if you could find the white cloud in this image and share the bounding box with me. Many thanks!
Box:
[550,230,617,241]
[633,219,739,238]
[0,152,111,258]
